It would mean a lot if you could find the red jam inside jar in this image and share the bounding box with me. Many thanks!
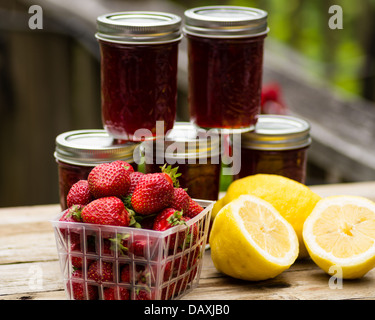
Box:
[55,130,140,210]
[183,6,269,131]
[96,12,182,141]
[234,115,312,184]
[143,122,222,200]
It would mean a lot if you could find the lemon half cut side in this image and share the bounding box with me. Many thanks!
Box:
[210,194,299,281]
[303,195,375,279]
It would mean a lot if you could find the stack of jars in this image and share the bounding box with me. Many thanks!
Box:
[55,6,312,209]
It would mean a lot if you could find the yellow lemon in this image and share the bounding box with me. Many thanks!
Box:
[209,194,299,281]
[212,174,321,258]
[303,195,375,279]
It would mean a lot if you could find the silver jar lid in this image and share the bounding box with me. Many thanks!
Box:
[241,115,312,150]
[183,6,269,38]
[96,11,182,44]
[55,129,139,166]
[143,122,221,160]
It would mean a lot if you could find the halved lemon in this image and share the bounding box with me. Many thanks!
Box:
[209,194,299,281]
[303,195,375,279]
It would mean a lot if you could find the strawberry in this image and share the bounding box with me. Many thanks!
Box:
[59,205,83,244]
[135,288,155,300]
[131,173,174,215]
[184,198,204,219]
[67,180,92,207]
[127,171,145,195]
[153,208,187,250]
[120,264,130,283]
[59,204,83,223]
[103,287,130,300]
[87,260,114,283]
[184,217,200,248]
[170,188,190,212]
[136,264,155,286]
[153,208,186,232]
[161,283,175,300]
[164,251,188,281]
[82,196,130,226]
[70,269,98,300]
[111,160,135,173]
[88,162,130,198]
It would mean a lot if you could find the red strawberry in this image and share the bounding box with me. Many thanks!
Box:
[184,198,204,218]
[161,282,175,300]
[103,287,130,300]
[88,162,130,198]
[184,217,200,248]
[70,269,98,300]
[170,188,190,212]
[131,173,174,215]
[120,264,130,283]
[153,208,187,250]
[112,160,135,173]
[135,289,155,300]
[136,264,155,285]
[59,204,83,223]
[67,180,92,208]
[153,208,186,231]
[87,260,114,283]
[127,171,145,195]
[59,205,83,243]
[82,196,130,226]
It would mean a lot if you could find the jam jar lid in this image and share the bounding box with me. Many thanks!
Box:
[54,129,139,166]
[96,11,182,44]
[143,122,221,160]
[241,115,312,151]
[183,5,269,38]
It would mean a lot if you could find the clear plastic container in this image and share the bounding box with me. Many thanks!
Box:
[54,130,140,210]
[51,199,213,300]
[183,6,269,132]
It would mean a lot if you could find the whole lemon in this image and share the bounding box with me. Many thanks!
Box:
[212,174,321,258]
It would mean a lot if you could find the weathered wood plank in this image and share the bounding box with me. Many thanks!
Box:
[0,261,63,297]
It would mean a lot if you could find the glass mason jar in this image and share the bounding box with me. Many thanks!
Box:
[183,6,269,131]
[234,115,312,183]
[54,129,140,210]
[143,122,222,200]
[96,12,182,141]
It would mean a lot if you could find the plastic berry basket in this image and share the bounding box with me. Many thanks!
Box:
[50,199,213,300]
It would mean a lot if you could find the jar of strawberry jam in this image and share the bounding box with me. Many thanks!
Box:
[143,122,221,200]
[54,130,140,210]
[183,6,269,131]
[96,12,182,141]
[234,115,312,183]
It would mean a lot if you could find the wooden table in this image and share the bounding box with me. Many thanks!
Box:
[1,181,375,300]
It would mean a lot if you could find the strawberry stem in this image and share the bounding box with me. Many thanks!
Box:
[161,164,181,188]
